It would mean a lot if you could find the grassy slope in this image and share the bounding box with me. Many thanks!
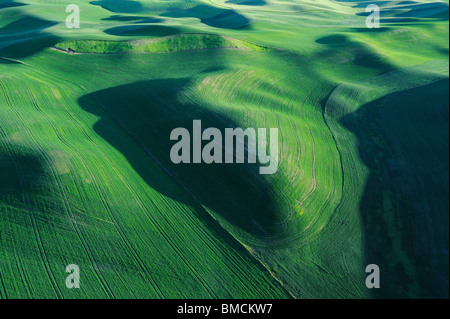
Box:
[0,0,448,298]
[53,34,269,53]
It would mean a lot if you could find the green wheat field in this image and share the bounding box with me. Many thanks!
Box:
[0,0,448,299]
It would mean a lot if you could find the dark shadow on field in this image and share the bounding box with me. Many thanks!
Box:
[315,34,393,73]
[78,78,283,240]
[201,66,227,74]
[438,47,449,56]
[102,15,164,23]
[225,0,266,6]
[162,5,252,29]
[316,34,349,45]
[342,27,391,33]
[104,25,181,37]
[0,34,59,59]
[90,0,144,13]
[0,57,20,64]
[0,15,56,35]
[0,15,59,60]
[341,79,449,298]
[0,0,27,9]
[0,145,45,205]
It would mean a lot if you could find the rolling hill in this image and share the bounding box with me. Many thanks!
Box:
[0,0,448,299]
